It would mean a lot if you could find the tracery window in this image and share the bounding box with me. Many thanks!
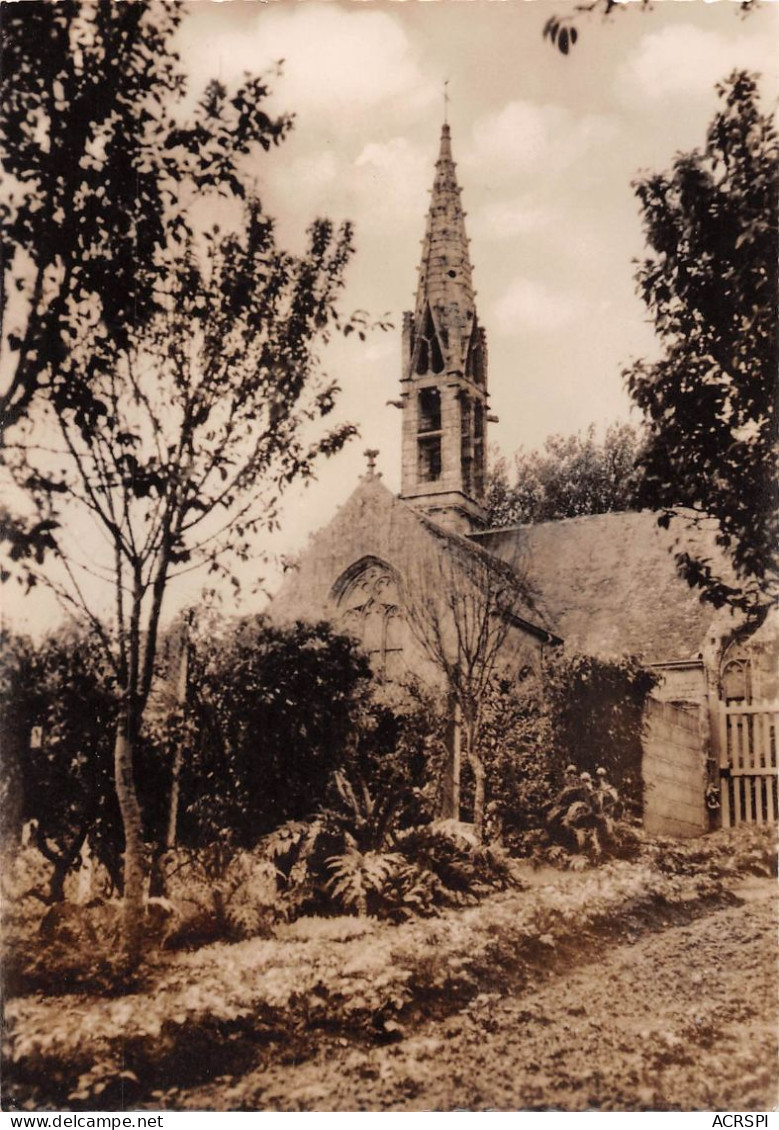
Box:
[334,560,405,679]
[720,640,752,704]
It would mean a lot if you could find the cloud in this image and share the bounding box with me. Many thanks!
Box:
[353,138,431,221]
[615,24,777,107]
[464,101,618,185]
[178,5,437,130]
[471,197,552,242]
[493,277,591,336]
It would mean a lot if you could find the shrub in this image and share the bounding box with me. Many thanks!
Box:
[543,653,657,815]
[160,846,278,948]
[479,675,557,850]
[178,617,375,848]
[263,765,523,924]
[540,767,641,866]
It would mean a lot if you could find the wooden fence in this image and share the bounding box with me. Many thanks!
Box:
[716,702,779,828]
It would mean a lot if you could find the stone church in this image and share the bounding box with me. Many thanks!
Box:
[271,123,778,839]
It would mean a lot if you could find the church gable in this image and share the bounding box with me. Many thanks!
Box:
[269,474,553,683]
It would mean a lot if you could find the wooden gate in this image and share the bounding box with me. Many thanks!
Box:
[716,702,779,827]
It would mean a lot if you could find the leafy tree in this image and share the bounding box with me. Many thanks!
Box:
[0,1,287,439]
[3,14,366,962]
[626,71,778,618]
[0,629,121,902]
[176,619,444,848]
[485,423,642,528]
[178,617,374,848]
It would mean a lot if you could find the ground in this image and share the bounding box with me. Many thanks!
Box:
[182,877,777,1112]
[4,831,776,1112]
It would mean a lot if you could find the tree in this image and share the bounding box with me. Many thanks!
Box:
[4,42,365,961]
[179,617,374,847]
[485,422,642,529]
[625,71,778,619]
[0,2,295,585]
[0,1,288,437]
[0,629,122,902]
[542,0,754,57]
[402,541,538,841]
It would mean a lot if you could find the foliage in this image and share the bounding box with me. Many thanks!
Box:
[0,1,288,438]
[159,848,278,949]
[485,423,642,529]
[542,652,657,814]
[178,617,374,849]
[264,769,518,924]
[478,675,557,850]
[541,1,753,57]
[349,679,448,833]
[325,847,405,918]
[4,841,741,1108]
[2,2,371,963]
[476,659,653,857]
[625,71,778,618]
[544,767,640,865]
[0,629,122,900]
[644,823,777,880]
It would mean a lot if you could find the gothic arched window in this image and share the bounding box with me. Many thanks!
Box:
[415,305,445,376]
[333,559,405,679]
[720,639,752,704]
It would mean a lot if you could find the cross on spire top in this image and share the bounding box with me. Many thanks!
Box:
[443,79,450,124]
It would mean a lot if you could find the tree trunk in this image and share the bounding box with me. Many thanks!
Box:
[462,718,486,843]
[441,695,462,820]
[166,742,183,849]
[34,821,90,904]
[471,754,486,844]
[113,710,146,967]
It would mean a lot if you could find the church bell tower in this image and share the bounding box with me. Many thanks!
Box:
[399,122,489,535]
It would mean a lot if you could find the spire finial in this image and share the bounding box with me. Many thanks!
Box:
[443,79,450,125]
[363,448,380,479]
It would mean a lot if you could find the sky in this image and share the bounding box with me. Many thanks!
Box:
[176,0,777,561]
[5,0,778,635]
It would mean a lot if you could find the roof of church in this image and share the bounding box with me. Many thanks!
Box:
[415,123,478,373]
[411,504,562,643]
[270,474,730,664]
[470,510,726,664]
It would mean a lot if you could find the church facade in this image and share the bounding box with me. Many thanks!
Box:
[270,123,778,839]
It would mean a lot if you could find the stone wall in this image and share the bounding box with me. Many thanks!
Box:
[268,474,546,690]
[642,696,708,838]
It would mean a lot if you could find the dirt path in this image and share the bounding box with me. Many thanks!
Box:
[187,879,777,1111]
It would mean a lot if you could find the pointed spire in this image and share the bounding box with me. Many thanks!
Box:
[414,122,475,373]
[399,118,489,535]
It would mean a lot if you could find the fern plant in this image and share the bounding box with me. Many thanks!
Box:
[324,846,404,916]
[320,769,403,852]
[262,769,522,922]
